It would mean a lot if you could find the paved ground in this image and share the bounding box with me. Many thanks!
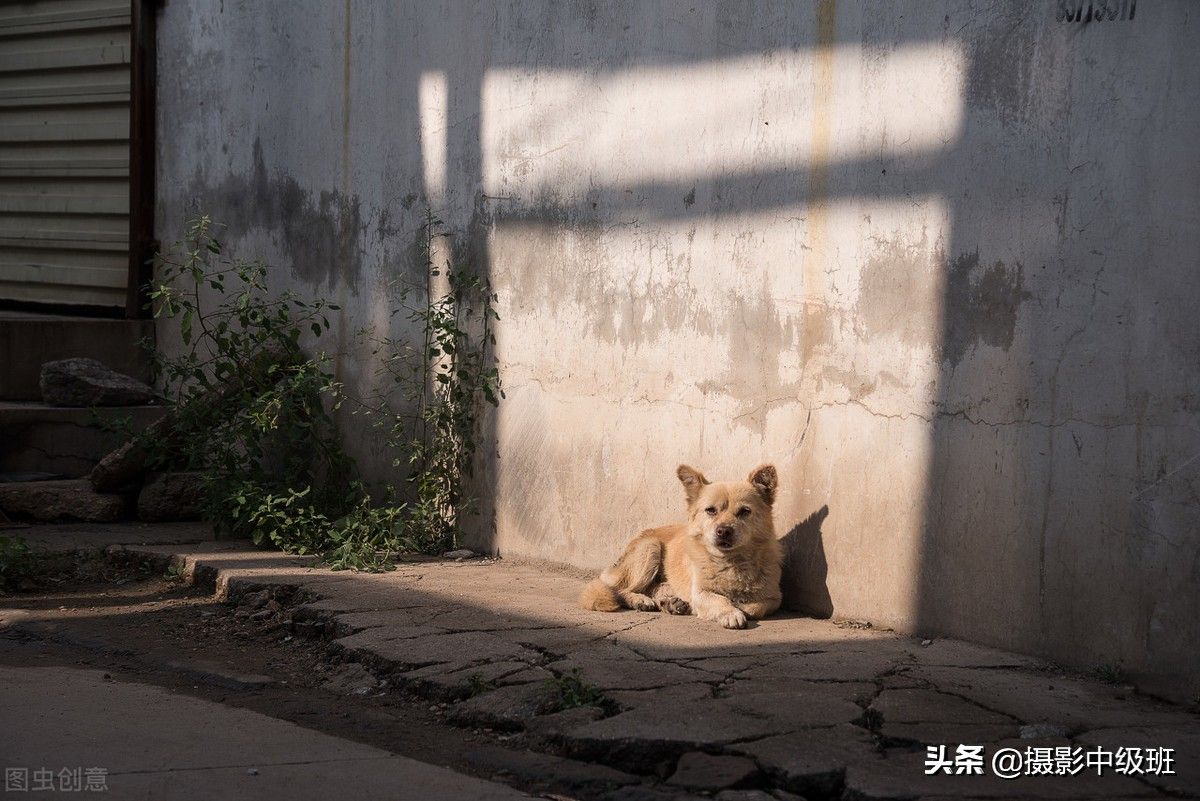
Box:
[4,526,1198,800]
[0,665,528,800]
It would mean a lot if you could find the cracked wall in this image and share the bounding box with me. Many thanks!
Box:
[156,1,1200,688]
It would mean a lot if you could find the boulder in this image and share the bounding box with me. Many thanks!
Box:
[137,471,205,522]
[40,358,156,407]
[0,479,126,522]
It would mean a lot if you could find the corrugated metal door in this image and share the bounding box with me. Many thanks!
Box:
[0,0,132,309]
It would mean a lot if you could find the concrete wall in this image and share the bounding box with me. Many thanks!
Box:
[156,0,1200,688]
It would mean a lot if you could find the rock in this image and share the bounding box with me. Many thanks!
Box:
[668,752,758,790]
[444,548,475,559]
[40,358,156,407]
[89,437,151,491]
[137,471,205,521]
[321,662,381,696]
[0,479,126,522]
[239,589,271,609]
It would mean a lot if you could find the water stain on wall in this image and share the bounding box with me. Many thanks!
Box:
[941,251,1032,367]
[184,138,364,291]
[855,236,939,349]
[965,11,1037,125]
[487,192,716,347]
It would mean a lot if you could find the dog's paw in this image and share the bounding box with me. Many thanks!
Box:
[661,596,691,616]
[626,593,659,612]
[716,608,748,629]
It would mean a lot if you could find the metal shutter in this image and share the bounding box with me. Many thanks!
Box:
[0,0,131,309]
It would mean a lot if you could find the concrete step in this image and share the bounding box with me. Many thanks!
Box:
[0,401,165,478]
[0,310,153,401]
[0,478,128,522]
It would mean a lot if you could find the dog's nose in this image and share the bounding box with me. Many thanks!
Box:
[716,524,734,538]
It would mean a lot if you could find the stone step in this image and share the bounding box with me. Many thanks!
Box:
[0,310,153,401]
[0,401,165,478]
[0,478,128,522]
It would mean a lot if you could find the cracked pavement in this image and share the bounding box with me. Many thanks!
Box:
[79,536,1196,801]
[3,525,1196,801]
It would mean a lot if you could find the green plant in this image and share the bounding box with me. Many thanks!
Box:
[148,216,356,537]
[146,217,409,565]
[144,213,501,569]
[0,535,36,592]
[1092,662,1128,685]
[355,209,502,553]
[859,706,884,731]
[544,668,613,712]
[466,672,499,697]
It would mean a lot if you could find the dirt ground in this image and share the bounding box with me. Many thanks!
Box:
[0,569,638,801]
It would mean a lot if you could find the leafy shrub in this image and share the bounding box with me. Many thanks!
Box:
[145,213,500,568]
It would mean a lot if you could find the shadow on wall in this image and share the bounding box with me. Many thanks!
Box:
[779,504,833,619]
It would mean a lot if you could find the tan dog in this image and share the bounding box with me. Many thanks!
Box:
[579,464,782,629]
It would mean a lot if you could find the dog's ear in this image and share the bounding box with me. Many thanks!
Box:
[748,464,778,506]
[677,465,710,505]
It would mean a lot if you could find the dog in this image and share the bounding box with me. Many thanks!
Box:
[579,464,782,629]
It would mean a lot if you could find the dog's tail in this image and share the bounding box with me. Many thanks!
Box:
[579,578,622,612]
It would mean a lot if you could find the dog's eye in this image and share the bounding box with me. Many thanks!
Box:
[704,506,717,516]
[736,507,751,518]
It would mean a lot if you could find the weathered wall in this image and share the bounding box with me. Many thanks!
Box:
[156,0,1200,688]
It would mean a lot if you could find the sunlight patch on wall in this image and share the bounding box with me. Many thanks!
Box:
[480,42,965,194]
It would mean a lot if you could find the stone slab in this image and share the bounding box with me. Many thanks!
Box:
[668,752,759,790]
[0,479,126,522]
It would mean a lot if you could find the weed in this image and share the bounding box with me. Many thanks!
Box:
[0,536,36,592]
[163,561,186,582]
[544,668,614,713]
[1092,662,1128,685]
[466,673,499,697]
[859,706,884,731]
[354,209,502,553]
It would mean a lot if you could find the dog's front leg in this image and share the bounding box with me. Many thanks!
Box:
[689,573,747,628]
[738,595,781,620]
[652,582,691,615]
[693,590,747,629]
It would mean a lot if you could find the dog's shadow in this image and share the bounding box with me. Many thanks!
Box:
[777,504,834,619]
